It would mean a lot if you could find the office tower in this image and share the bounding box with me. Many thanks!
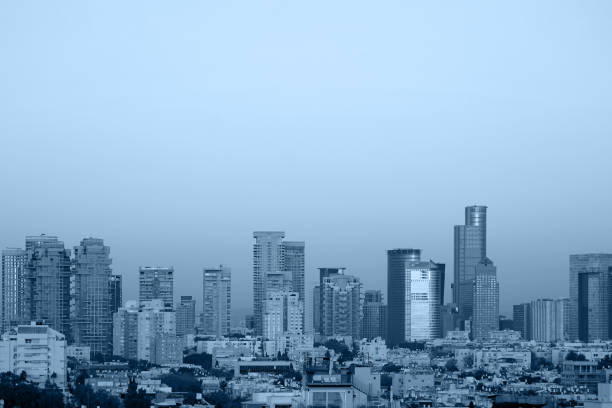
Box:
[312,285,320,333]
[137,299,181,365]
[109,274,122,314]
[0,323,67,388]
[283,241,305,309]
[387,249,445,344]
[263,291,303,340]
[441,304,460,338]
[454,205,487,323]
[139,266,174,308]
[472,258,499,341]
[24,235,72,339]
[202,266,231,337]
[513,303,531,340]
[113,301,139,360]
[530,298,568,342]
[569,254,612,340]
[317,267,344,334]
[72,238,113,357]
[1,248,27,332]
[362,290,386,340]
[321,272,362,339]
[176,295,196,336]
[253,232,285,335]
[578,267,612,342]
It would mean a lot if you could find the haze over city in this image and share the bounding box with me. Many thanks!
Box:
[1,1,611,318]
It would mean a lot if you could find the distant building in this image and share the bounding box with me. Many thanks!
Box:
[578,265,612,342]
[71,238,113,357]
[312,285,320,334]
[316,268,344,334]
[0,323,67,388]
[283,241,305,319]
[513,303,531,340]
[109,274,122,314]
[263,291,303,340]
[253,232,285,336]
[202,266,231,337]
[1,248,27,332]
[137,299,181,365]
[472,258,499,341]
[454,205,487,324]
[139,267,174,308]
[24,235,72,340]
[440,303,460,338]
[569,254,612,340]
[112,301,139,360]
[362,290,386,340]
[387,249,445,344]
[530,298,568,342]
[176,295,196,336]
[321,272,362,339]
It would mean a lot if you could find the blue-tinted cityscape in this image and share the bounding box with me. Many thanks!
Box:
[0,205,611,407]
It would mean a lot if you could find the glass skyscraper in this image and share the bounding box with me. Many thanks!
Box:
[362,290,386,340]
[569,254,612,340]
[454,205,487,324]
[1,248,27,332]
[176,295,196,336]
[71,238,113,357]
[471,257,499,341]
[387,249,445,344]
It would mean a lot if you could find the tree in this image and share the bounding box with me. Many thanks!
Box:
[445,358,458,372]
[381,363,402,373]
[124,379,152,408]
[184,352,213,369]
[565,351,587,361]
[463,354,474,369]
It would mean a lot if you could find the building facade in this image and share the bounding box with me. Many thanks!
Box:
[202,266,231,337]
[109,274,122,314]
[71,238,113,357]
[24,235,72,340]
[321,273,362,339]
[472,258,499,341]
[176,295,196,337]
[139,266,174,308]
[454,206,487,324]
[569,254,612,340]
[112,301,139,360]
[253,232,285,335]
[362,290,386,340]
[1,248,27,332]
[530,298,568,342]
[137,299,181,365]
[513,303,531,340]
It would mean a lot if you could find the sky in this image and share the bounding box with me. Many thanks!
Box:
[1,1,611,318]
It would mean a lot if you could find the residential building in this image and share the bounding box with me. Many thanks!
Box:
[112,301,139,360]
[1,248,27,332]
[137,299,181,365]
[530,298,569,342]
[263,290,303,340]
[139,266,174,308]
[202,265,231,337]
[321,272,362,339]
[361,290,386,340]
[253,232,285,335]
[71,238,113,357]
[513,303,531,340]
[0,323,67,388]
[176,295,196,337]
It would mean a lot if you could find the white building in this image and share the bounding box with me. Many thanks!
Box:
[113,301,139,360]
[531,298,568,342]
[137,299,181,365]
[202,266,231,337]
[263,290,303,340]
[0,323,67,388]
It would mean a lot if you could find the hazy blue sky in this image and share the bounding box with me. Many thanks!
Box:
[1,1,611,317]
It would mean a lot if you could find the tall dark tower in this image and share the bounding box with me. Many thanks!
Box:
[386,248,420,346]
[453,205,487,324]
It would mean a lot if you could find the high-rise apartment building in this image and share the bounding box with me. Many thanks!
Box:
[139,267,174,308]
[252,232,305,335]
[176,295,196,336]
[71,238,113,357]
[137,299,181,365]
[569,254,612,341]
[454,206,487,324]
[24,235,72,340]
[112,301,139,360]
[362,290,386,340]
[109,274,122,314]
[316,267,344,334]
[513,303,531,340]
[387,249,445,344]
[312,285,320,334]
[472,258,499,341]
[202,266,231,337]
[530,298,568,342]
[1,248,27,332]
[321,272,362,339]
[263,291,303,340]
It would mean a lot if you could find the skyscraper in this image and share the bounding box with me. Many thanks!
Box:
[176,295,196,337]
[109,274,122,314]
[137,299,181,365]
[1,248,27,332]
[454,205,487,324]
[316,267,344,334]
[321,272,362,339]
[283,241,305,310]
[569,254,612,340]
[263,291,303,340]
[362,290,386,340]
[71,238,113,357]
[578,267,612,342]
[24,235,72,339]
[253,232,285,335]
[139,267,174,308]
[530,298,568,342]
[513,303,531,340]
[387,249,445,344]
[202,266,231,337]
[472,258,499,341]
[113,300,139,360]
